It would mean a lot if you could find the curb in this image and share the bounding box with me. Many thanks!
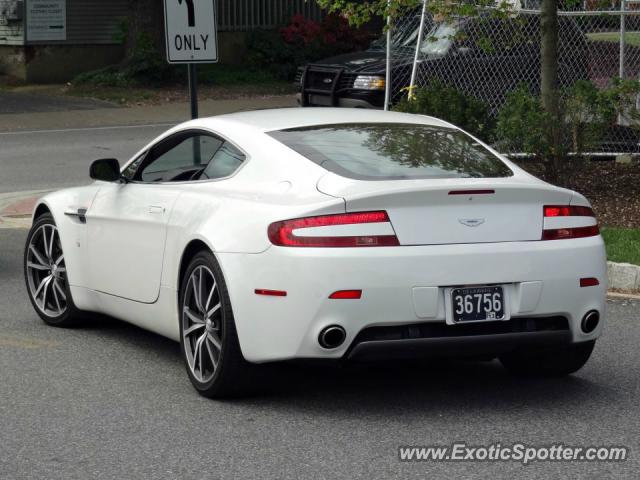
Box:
[608,291,640,301]
[607,261,640,291]
[0,190,51,229]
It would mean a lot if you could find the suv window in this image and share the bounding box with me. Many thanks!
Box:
[269,123,513,180]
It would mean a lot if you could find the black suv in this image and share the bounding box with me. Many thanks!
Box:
[297,14,589,111]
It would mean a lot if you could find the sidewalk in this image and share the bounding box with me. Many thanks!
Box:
[0,94,297,132]
[0,189,51,229]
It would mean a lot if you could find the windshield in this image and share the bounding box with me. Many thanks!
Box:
[421,22,458,56]
[269,123,513,181]
[370,16,459,57]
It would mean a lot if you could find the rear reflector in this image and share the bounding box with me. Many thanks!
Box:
[542,225,600,240]
[329,290,362,299]
[448,189,495,196]
[544,205,595,217]
[255,289,287,297]
[268,211,399,247]
[580,277,600,288]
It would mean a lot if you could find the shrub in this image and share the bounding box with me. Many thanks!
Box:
[494,85,556,159]
[496,79,640,159]
[248,14,371,81]
[394,81,494,140]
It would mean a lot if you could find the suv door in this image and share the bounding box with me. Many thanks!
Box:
[86,131,223,303]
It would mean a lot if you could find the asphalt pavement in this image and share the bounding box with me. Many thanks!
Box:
[1,227,639,479]
[0,124,171,193]
[0,91,116,114]
[1,94,639,479]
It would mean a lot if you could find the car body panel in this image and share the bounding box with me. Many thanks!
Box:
[29,108,607,363]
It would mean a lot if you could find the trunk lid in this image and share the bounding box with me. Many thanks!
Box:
[317,173,573,245]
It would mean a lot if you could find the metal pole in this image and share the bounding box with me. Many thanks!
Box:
[408,0,428,101]
[620,0,626,80]
[188,63,199,119]
[384,1,392,111]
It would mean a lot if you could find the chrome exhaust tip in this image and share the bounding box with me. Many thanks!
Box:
[581,311,600,334]
[318,325,347,349]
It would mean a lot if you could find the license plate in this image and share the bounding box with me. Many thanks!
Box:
[451,286,505,323]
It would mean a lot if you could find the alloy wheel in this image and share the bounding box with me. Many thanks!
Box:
[182,265,223,383]
[26,224,68,317]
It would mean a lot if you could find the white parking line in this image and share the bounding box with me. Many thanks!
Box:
[0,122,176,136]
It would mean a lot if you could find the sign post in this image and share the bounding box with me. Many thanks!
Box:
[164,0,218,119]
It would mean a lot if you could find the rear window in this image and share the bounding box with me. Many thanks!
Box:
[269,123,513,180]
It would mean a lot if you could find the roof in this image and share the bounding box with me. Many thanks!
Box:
[192,108,454,133]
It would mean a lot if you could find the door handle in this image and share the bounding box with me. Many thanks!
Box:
[148,206,165,215]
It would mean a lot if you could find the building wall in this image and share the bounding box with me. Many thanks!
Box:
[218,0,323,31]
[0,0,24,46]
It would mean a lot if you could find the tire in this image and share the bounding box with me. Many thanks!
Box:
[499,340,596,378]
[179,249,256,398]
[24,213,83,327]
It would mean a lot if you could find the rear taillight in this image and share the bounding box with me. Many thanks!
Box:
[542,205,599,240]
[544,205,595,217]
[268,211,399,247]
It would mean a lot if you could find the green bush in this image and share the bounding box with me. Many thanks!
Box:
[494,85,556,159]
[248,14,371,81]
[496,79,640,159]
[393,81,494,140]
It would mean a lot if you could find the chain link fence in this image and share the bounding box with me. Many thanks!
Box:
[388,2,640,154]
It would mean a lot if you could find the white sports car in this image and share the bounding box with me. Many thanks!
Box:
[24,108,606,397]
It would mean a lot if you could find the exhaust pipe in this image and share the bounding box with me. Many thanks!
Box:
[581,311,600,334]
[318,325,346,349]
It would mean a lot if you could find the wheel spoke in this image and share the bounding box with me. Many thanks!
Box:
[52,283,62,312]
[193,333,206,379]
[191,272,203,313]
[27,261,49,271]
[198,334,207,373]
[47,227,56,261]
[54,254,64,266]
[205,280,217,310]
[53,280,67,301]
[34,275,51,298]
[29,245,48,268]
[198,268,206,312]
[183,322,205,337]
[183,306,204,324]
[205,336,218,369]
[206,302,221,319]
[207,332,222,351]
[40,276,52,310]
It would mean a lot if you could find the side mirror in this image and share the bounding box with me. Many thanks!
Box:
[90,158,121,182]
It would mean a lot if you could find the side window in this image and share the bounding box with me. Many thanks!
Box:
[199,141,246,180]
[122,152,146,180]
[137,134,223,183]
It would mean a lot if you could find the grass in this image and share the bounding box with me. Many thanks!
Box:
[601,227,640,265]
[587,31,640,47]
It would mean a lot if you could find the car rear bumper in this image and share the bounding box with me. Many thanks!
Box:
[217,236,607,363]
